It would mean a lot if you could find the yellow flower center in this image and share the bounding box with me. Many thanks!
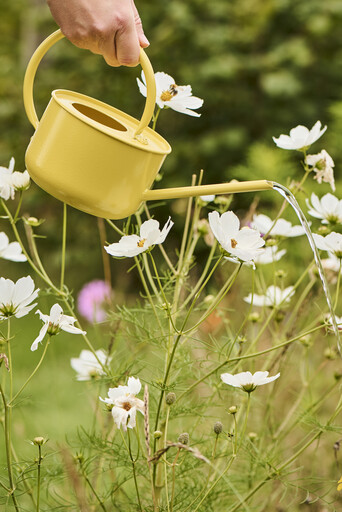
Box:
[160,84,178,102]
[231,238,238,249]
[137,238,146,248]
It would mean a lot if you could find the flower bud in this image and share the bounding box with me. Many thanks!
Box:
[299,335,312,347]
[324,347,337,360]
[334,370,342,381]
[33,437,47,446]
[213,421,223,435]
[165,392,176,405]
[153,430,163,439]
[265,238,277,247]
[275,269,286,279]
[74,453,84,463]
[160,302,171,311]
[318,226,330,236]
[214,196,231,207]
[248,312,260,323]
[24,216,45,227]
[275,310,285,323]
[196,219,210,236]
[178,432,189,445]
[228,405,238,415]
[203,294,215,305]
[248,432,258,442]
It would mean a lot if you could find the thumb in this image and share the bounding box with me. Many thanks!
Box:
[131,0,149,47]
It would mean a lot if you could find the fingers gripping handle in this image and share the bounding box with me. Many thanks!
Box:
[23,29,156,135]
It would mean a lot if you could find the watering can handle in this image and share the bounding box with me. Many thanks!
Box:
[23,29,156,137]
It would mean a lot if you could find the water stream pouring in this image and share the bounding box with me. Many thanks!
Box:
[272,183,341,354]
[23,32,340,353]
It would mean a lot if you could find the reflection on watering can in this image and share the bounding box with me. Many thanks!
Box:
[24,30,273,219]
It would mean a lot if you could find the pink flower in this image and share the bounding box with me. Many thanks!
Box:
[77,280,112,323]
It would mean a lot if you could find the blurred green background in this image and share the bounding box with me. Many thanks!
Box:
[1,0,342,290]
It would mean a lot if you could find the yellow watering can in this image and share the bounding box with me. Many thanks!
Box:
[24,30,273,219]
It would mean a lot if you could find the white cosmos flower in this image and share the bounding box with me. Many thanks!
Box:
[208,211,265,262]
[71,349,111,381]
[273,121,327,151]
[31,303,86,351]
[100,377,144,431]
[105,217,173,258]
[306,150,335,191]
[11,170,30,191]
[0,276,38,320]
[244,285,295,307]
[252,213,306,237]
[0,233,27,262]
[306,193,342,225]
[221,371,280,393]
[137,71,203,117]
[253,245,286,265]
[0,157,16,200]
[313,232,342,259]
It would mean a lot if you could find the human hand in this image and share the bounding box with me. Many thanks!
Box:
[46,0,149,66]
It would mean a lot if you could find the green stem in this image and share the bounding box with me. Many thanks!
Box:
[152,107,161,131]
[149,252,178,332]
[177,324,323,403]
[60,202,67,291]
[13,191,23,223]
[170,449,181,512]
[105,218,125,236]
[193,455,236,512]
[9,340,50,406]
[127,429,143,512]
[180,241,218,311]
[183,262,241,334]
[135,258,165,336]
[0,383,19,512]
[172,175,197,315]
[36,445,42,512]
[79,459,108,512]
[1,199,54,288]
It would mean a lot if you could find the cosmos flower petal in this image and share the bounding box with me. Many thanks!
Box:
[31,323,49,351]
[12,276,35,305]
[1,242,27,262]
[112,406,129,430]
[221,370,280,392]
[273,121,327,150]
[127,377,142,395]
[221,373,240,387]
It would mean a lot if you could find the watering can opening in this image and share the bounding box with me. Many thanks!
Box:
[72,103,128,132]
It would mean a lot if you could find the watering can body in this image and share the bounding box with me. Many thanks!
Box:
[26,89,170,218]
[24,30,273,219]
[24,30,171,219]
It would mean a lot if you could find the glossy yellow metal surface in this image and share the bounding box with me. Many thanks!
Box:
[23,30,274,219]
[24,30,171,218]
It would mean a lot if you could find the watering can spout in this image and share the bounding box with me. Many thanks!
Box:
[142,179,274,202]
